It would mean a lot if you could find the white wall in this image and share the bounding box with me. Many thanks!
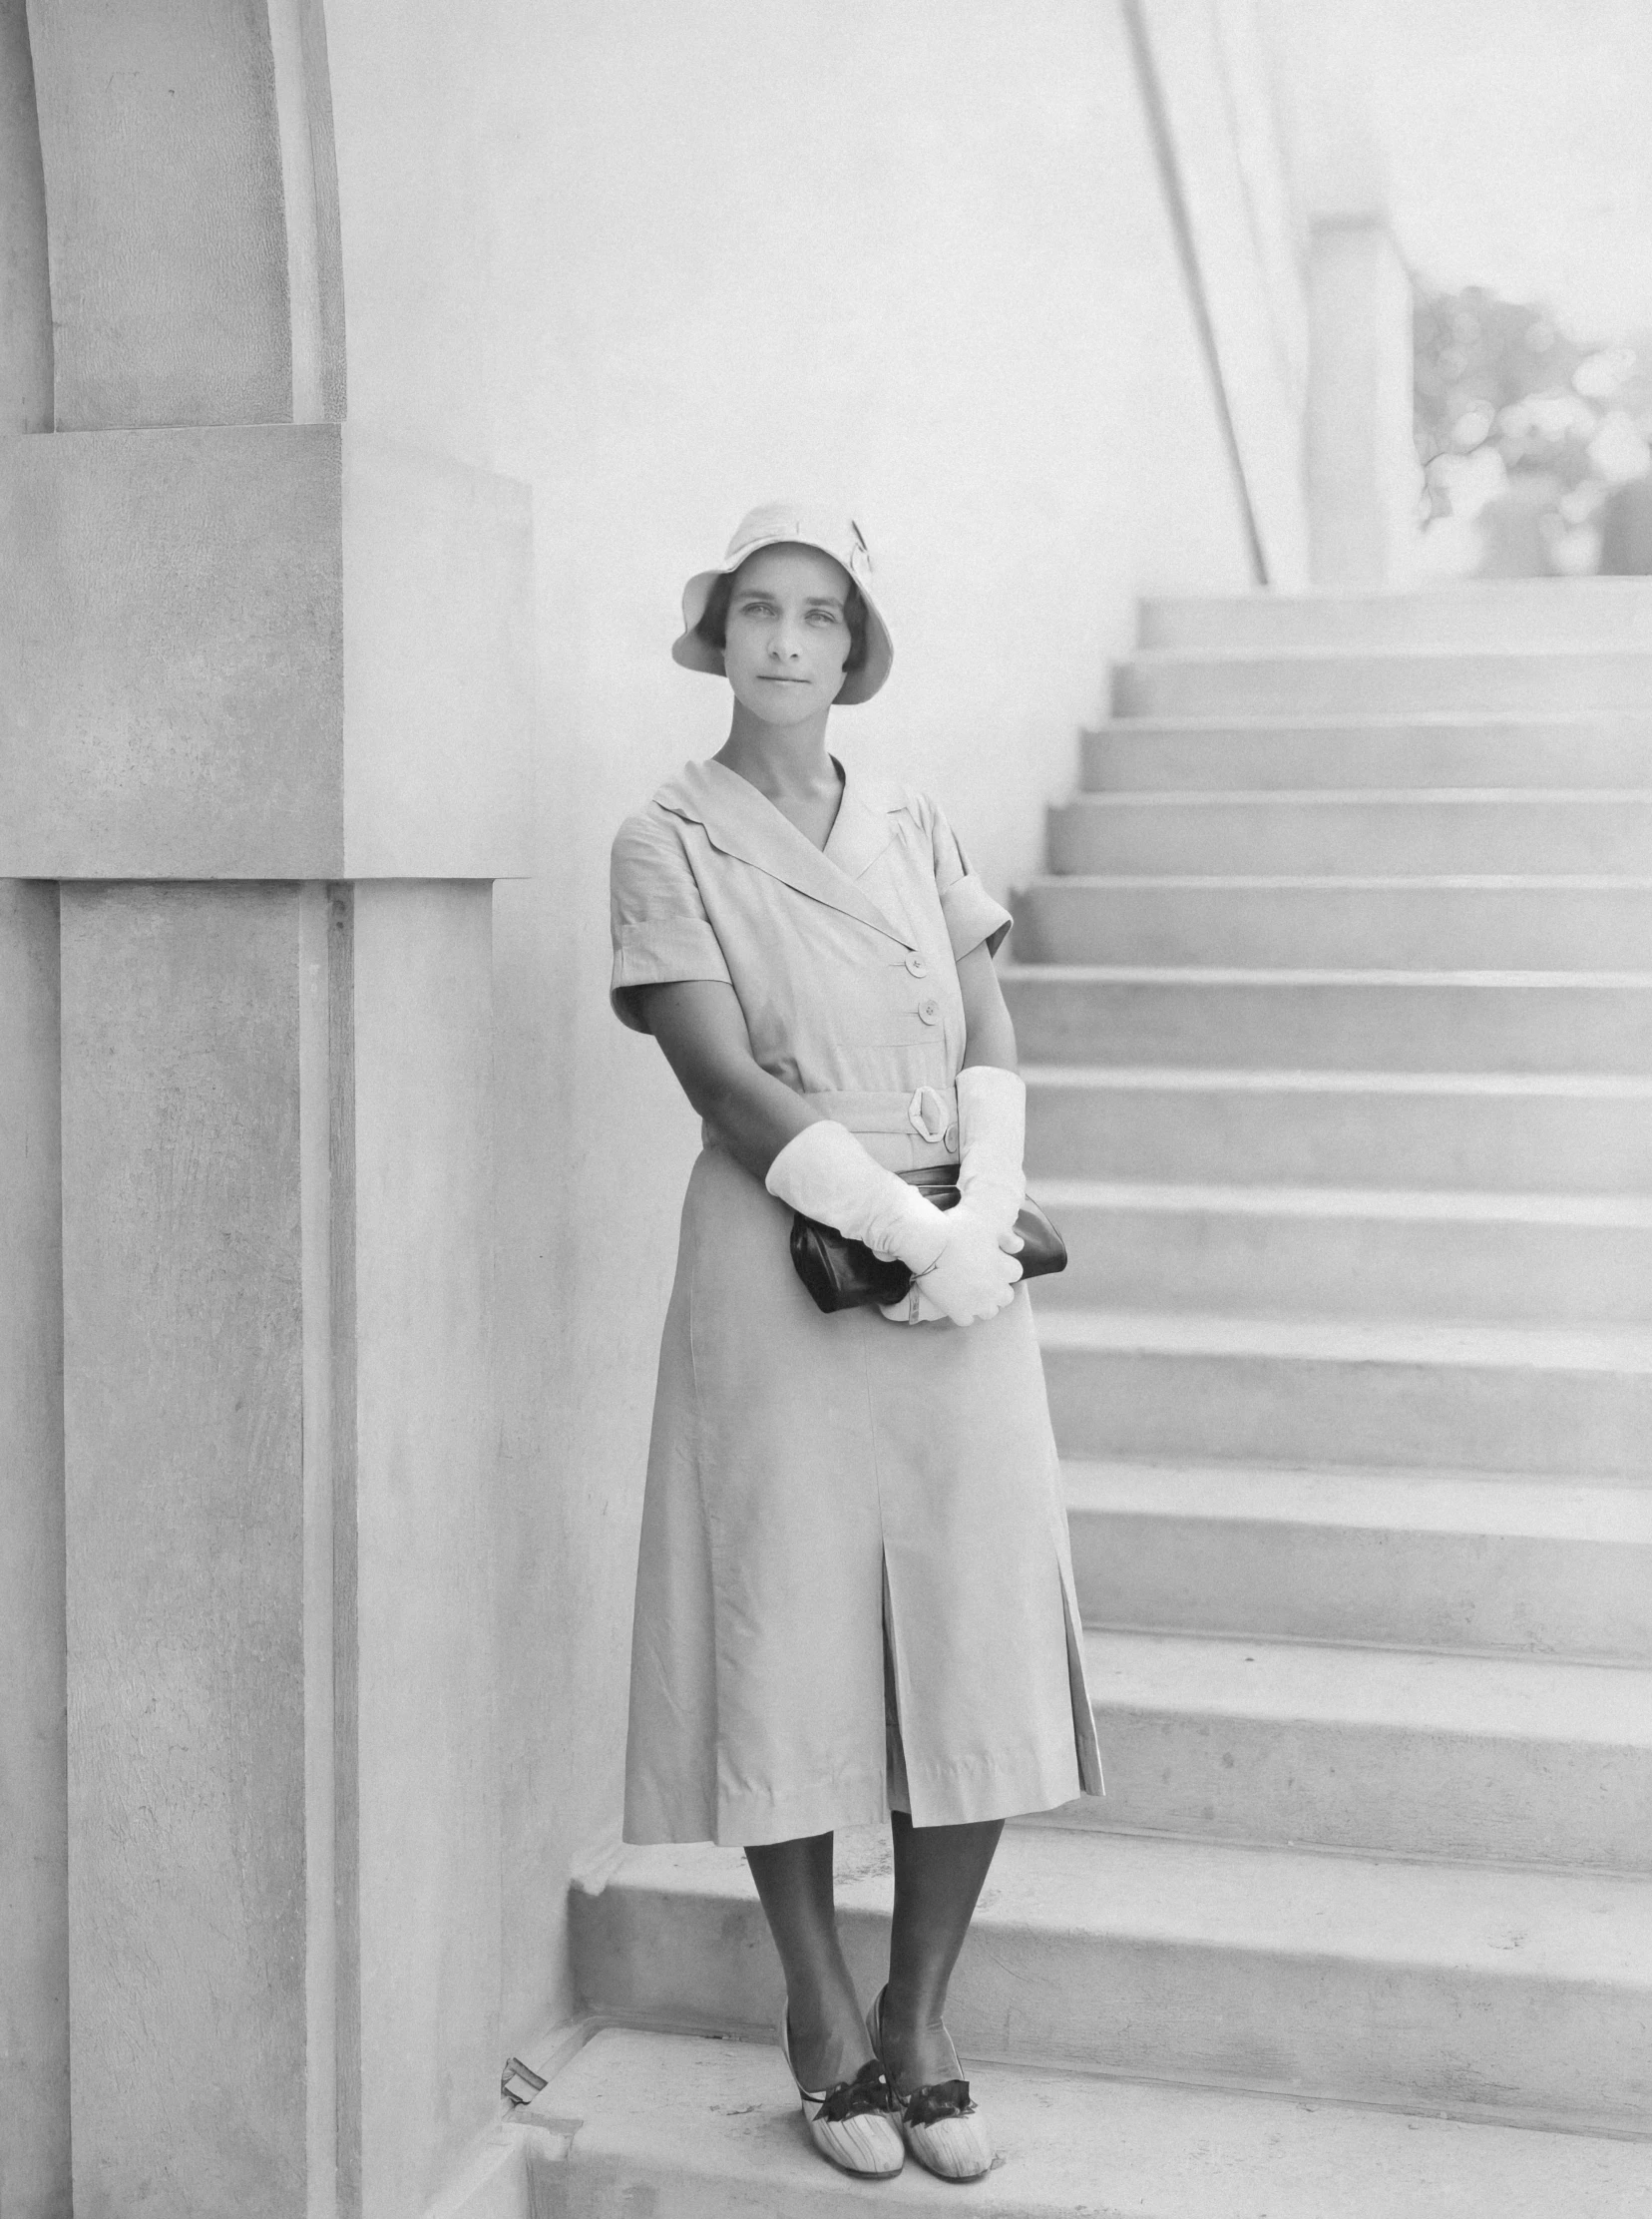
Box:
[322,0,1258,2051]
[1141,0,1312,584]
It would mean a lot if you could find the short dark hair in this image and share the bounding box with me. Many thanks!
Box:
[694,562,870,675]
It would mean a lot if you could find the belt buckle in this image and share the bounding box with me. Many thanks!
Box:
[908,1086,949,1144]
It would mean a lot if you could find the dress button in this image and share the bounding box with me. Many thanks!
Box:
[918,997,940,1024]
[905,954,929,978]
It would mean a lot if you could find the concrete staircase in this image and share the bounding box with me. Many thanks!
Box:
[531,587,1652,2214]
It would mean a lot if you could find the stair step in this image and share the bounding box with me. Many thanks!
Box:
[1014,874,1652,970]
[1035,1309,1652,1477]
[1023,1064,1652,1192]
[1046,792,1652,876]
[1060,1627,1652,1868]
[1030,1178,1652,1323]
[571,1829,1652,2128]
[522,2026,1652,2218]
[1115,649,1652,716]
[1001,966,1652,1073]
[1140,582,1652,653]
[1065,1459,1652,1660]
[1083,713,1652,792]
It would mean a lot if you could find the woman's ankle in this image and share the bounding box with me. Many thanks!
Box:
[784,1979,876,2090]
[879,1978,946,2036]
[873,1984,960,2088]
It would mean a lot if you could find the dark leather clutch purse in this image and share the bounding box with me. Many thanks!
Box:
[789,1162,1067,1315]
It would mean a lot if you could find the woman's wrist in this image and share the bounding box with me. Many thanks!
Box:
[955,1067,1027,1237]
[876,1186,950,1274]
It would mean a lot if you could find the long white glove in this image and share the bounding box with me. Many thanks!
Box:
[765,1119,949,1273]
[883,1067,1028,1325]
[955,1066,1028,1242]
[766,1120,1018,1325]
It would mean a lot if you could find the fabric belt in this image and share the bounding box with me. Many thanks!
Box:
[801,1085,959,1146]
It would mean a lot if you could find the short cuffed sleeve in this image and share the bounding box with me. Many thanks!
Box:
[610,808,733,1033]
[927,801,1013,961]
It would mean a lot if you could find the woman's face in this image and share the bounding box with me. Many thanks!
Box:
[720,544,855,726]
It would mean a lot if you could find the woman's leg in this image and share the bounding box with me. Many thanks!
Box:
[880,1811,1005,2088]
[745,1833,879,2092]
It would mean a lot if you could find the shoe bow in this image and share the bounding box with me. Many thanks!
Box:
[901,2076,974,2126]
[810,2060,896,2124]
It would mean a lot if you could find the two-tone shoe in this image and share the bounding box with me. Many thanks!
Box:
[866,1985,995,2181]
[778,2002,904,2177]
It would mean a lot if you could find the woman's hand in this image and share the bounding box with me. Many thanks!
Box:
[888,1201,1021,1327]
[885,1215,1024,1324]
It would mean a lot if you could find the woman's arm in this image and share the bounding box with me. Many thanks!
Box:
[641,960,1021,1325]
[642,941,1014,1185]
[636,979,820,1182]
[956,941,1019,1072]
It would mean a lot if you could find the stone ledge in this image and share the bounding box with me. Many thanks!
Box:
[508,2025,1652,2218]
[0,424,533,880]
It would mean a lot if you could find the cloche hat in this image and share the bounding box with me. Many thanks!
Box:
[671,501,894,705]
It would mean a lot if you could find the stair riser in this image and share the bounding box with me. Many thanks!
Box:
[1015,882,1652,972]
[573,1884,1652,2127]
[1070,1508,1652,1662]
[1082,719,1652,793]
[523,2158,869,2218]
[1039,1202,1652,1325]
[1140,587,1652,654]
[1115,654,1652,717]
[1046,800,1652,877]
[1003,976,1652,1074]
[1025,1080,1652,1193]
[1051,1704,1652,1869]
[1041,1346,1652,1478]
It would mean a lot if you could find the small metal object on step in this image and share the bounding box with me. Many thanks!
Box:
[502,2055,549,2106]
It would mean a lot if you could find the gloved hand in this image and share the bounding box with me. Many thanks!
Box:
[955,1066,1028,1244]
[880,1199,1021,1326]
[764,1118,949,1275]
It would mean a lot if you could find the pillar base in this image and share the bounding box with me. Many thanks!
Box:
[1307,219,1422,590]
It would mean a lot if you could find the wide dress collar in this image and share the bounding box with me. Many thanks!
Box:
[653,754,915,949]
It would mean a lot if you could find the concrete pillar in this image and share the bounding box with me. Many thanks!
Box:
[24,0,294,428]
[7,9,533,2213]
[3,420,532,2219]
[0,10,67,2217]
[58,883,313,2215]
[0,884,70,2219]
[1307,216,1420,588]
[1265,3,1421,587]
[1,0,52,435]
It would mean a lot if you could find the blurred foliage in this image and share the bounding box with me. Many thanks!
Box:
[1413,279,1652,572]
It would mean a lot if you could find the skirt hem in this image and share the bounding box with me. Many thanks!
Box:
[622,1743,1096,1850]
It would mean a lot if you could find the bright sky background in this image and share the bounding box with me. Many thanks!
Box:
[1305,0,1652,340]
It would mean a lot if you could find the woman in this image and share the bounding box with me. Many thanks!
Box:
[610,502,1102,2180]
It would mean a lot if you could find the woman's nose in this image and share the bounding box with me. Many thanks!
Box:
[768,614,804,659]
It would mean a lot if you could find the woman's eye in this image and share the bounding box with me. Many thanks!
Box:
[808,610,841,625]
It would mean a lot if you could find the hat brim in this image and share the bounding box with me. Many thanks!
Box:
[670,554,893,706]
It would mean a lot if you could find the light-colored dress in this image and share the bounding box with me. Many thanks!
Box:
[610,753,1103,1847]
